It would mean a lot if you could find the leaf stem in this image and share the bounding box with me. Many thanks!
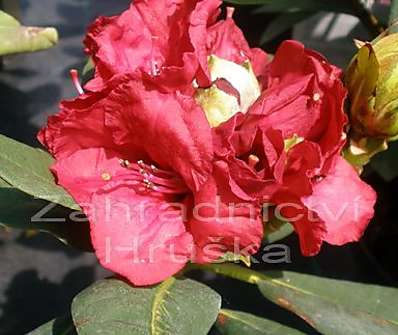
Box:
[189,263,264,285]
[351,0,385,38]
[188,263,314,294]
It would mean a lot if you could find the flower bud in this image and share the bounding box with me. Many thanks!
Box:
[346,33,398,141]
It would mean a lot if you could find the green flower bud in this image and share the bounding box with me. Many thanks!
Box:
[346,34,398,141]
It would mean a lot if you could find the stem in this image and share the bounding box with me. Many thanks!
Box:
[390,0,398,32]
[188,263,310,292]
[351,0,385,38]
[190,263,263,284]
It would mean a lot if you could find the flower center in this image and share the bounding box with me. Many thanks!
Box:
[248,154,260,169]
[195,55,261,127]
[120,159,189,196]
[284,134,304,152]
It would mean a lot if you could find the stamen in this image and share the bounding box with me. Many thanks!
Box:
[121,160,189,195]
[119,159,130,168]
[248,154,260,169]
[70,69,84,95]
[151,61,161,76]
[148,34,161,77]
[312,175,325,183]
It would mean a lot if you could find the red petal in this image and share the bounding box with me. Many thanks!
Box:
[51,148,125,204]
[189,167,263,263]
[303,156,376,245]
[272,191,327,256]
[89,186,193,286]
[84,0,222,91]
[103,79,213,191]
[52,147,194,285]
[37,75,129,159]
[257,40,347,158]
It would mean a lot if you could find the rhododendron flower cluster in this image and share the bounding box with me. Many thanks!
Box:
[39,0,376,285]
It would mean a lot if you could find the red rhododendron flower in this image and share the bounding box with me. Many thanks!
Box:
[39,0,266,285]
[212,40,376,255]
[39,0,377,286]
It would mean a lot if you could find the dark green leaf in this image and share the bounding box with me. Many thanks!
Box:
[216,309,305,335]
[28,314,77,335]
[0,10,58,56]
[0,187,92,251]
[258,271,398,335]
[260,12,314,44]
[0,134,79,210]
[71,277,221,335]
[264,220,294,244]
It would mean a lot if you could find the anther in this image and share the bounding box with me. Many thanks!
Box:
[313,175,325,183]
[119,159,130,168]
[150,61,160,77]
[313,93,321,102]
[101,172,112,181]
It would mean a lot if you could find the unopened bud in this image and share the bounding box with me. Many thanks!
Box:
[346,33,398,141]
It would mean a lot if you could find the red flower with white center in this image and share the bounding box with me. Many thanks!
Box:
[39,0,377,286]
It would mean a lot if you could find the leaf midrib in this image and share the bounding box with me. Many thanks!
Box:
[151,277,176,335]
[220,310,265,332]
[261,275,398,326]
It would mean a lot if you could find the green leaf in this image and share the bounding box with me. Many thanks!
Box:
[264,223,294,244]
[258,271,398,335]
[28,314,77,335]
[0,186,92,251]
[0,177,10,187]
[216,309,306,335]
[0,10,58,56]
[71,277,221,335]
[0,134,79,210]
[260,12,314,44]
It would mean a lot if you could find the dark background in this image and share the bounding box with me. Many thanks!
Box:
[0,1,397,334]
